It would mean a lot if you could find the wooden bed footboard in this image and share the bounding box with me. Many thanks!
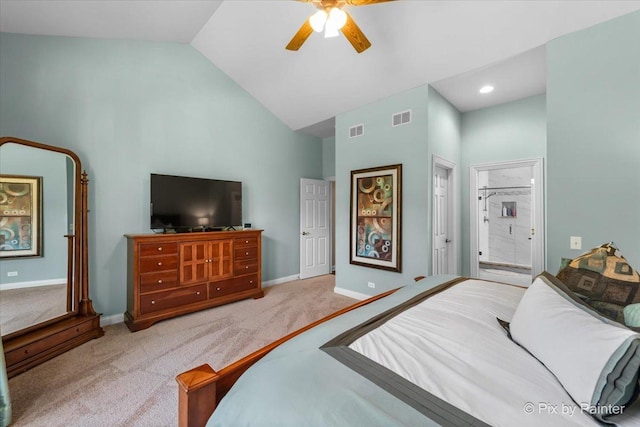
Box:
[176,288,398,427]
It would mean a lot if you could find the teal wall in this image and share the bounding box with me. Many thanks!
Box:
[335,86,430,295]
[0,33,322,317]
[334,85,461,295]
[427,87,462,274]
[460,94,547,275]
[0,144,68,285]
[547,11,640,273]
[322,136,335,178]
[1,9,637,315]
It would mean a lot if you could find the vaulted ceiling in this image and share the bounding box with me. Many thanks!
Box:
[1,1,639,137]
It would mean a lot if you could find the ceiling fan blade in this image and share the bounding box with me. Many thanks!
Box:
[341,12,371,53]
[286,20,314,51]
[343,0,395,6]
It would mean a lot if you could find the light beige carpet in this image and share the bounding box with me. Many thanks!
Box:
[1,284,67,336]
[7,274,355,427]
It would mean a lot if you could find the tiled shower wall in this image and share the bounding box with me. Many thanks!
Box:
[479,167,532,267]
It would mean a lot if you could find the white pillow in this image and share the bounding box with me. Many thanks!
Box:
[510,273,640,420]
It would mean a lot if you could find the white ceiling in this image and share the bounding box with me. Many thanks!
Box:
[1,1,639,138]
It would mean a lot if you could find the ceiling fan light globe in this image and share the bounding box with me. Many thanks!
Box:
[324,19,340,39]
[328,7,347,30]
[309,10,328,32]
[324,25,340,39]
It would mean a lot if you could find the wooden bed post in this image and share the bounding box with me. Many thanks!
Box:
[176,364,219,427]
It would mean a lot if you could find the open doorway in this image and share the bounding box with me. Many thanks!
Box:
[470,159,544,285]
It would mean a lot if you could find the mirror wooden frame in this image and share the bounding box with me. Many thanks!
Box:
[1,136,103,378]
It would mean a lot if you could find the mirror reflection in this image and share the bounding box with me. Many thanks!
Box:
[0,142,75,336]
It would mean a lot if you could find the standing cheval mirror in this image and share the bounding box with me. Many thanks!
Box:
[0,136,103,378]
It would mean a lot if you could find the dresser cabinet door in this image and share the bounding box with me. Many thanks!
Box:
[179,242,209,285]
[210,240,233,281]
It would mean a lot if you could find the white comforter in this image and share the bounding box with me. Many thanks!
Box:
[349,279,634,426]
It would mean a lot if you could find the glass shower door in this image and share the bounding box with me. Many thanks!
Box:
[477,167,533,285]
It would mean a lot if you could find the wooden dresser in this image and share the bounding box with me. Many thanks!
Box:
[124,230,263,331]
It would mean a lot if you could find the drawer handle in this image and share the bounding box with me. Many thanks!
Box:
[151,300,156,304]
[245,252,249,255]
[245,266,249,269]
[157,262,162,266]
[158,279,163,284]
[245,240,249,243]
[196,291,201,295]
[249,280,253,284]
[157,247,163,251]
[216,287,221,291]
[76,328,80,332]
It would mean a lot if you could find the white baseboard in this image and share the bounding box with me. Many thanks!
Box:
[262,274,299,288]
[334,286,372,301]
[0,278,66,290]
[100,313,124,327]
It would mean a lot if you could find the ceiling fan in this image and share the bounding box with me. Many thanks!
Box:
[286,0,394,53]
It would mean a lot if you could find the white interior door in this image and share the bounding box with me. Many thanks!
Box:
[432,156,457,275]
[433,165,450,274]
[300,178,331,279]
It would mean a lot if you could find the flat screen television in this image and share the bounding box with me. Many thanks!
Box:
[150,173,242,231]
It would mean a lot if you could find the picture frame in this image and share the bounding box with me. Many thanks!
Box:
[0,174,43,258]
[350,164,402,272]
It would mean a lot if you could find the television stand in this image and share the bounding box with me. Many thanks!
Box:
[124,229,264,331]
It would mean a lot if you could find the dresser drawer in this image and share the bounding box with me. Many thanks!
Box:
[140,242,178,257]
[234,259,258,276]
[209,281,238,298]
[234,236,258,248]
[234,245,258,260]
[229,274,259,290]
[209,274,258,298]
[140,284,207,315]
[139,255,178,274]
[4,319,96,366]
[140,271,179,293]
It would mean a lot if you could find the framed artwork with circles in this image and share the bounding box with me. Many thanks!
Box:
[350,164,401,272]
[0,174,42,258]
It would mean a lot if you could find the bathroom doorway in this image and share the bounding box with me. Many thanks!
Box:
[470,159,544,286]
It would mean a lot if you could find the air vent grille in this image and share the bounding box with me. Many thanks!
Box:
[349,124,364,138]
[392,110,412,127]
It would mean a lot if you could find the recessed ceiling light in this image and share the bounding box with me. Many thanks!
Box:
[479,85,494,94]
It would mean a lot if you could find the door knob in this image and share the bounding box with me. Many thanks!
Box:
[301,231,310,236]
[445,239,451,243]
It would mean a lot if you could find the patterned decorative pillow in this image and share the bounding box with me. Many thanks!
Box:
[557,242,640,325]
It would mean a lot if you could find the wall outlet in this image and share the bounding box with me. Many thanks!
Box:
[367,282,375,289]
[7,271,18,277]
[570,236,582,250]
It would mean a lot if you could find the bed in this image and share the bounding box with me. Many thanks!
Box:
[176,272,640,427]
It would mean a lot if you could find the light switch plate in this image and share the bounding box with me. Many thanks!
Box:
[570,236,582,250]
